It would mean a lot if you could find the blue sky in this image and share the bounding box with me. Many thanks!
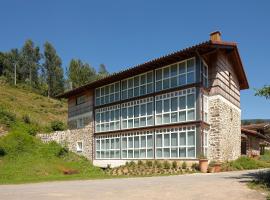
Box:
[0,0,269,119]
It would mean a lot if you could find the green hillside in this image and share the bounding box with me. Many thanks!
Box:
[0,84,106,184]
[0,84,67,129]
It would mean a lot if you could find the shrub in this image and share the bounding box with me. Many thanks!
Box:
[27,126,38,136]
[182,162,187,169]
[155,160,162,168]
[0,146,6,156]
[138,160,144,166]
[172,161,178,169]
[0,108,16,127]
[50,120,65,131]
[164,160,171,169]
[191,163,199,170]
[22,114,31,124]
[146,160,153,167]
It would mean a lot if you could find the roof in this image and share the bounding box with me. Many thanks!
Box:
[241,128,266,139]
[57,39,249,98]
[242,123,270,134]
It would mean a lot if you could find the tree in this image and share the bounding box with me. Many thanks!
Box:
[255,85,270,99]
[67,59,97,89]
[98,64,109,78]
[3,49,21,85]
[0,52,4,76]
[20,40,41,88]
[43,42,64,97]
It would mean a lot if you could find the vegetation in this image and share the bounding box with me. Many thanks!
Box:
[0,84,67,130]
[0,39,110,98]
[106,160,198,176]
[255,85,270,100]
[221,156,270,171]
[0,121,106,184]
[248,171,270,200]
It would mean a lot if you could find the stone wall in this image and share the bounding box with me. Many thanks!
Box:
[37,124,94,160]
[208,95,241,161]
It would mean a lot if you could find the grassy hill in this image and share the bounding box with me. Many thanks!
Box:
[0,84,67,129]
[0,84,106,184]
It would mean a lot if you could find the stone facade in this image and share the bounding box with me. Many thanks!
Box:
[37,123,94,160]
[208,95,241,161]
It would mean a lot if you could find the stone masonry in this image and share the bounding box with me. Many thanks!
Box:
[37,123,94,160]
[208,95,241,161]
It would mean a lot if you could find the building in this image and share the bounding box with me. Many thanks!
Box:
[54,31,249,167]
[241,123,270,157]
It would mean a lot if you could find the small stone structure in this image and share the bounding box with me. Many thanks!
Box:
[37,124,94,160]
[208,95,241,161]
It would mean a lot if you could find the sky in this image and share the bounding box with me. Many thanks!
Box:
[0,0,269,119]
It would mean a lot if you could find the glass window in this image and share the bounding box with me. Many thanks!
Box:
[180,132,186,145]
[156,101,162,114]
[171,64,177,76]
[141,136,146,147]
[156,81,162,91]
[141,104,146,116]
[156,69,162,80]
[164,134,170,146]
[128,107,133,118]
[188,131,195,146]
[171,132,178,146]
[147,135,153,147]
[134,105,139,117]
[187,110,195,120]
[163,67,170,79]
[147,102,153,115]
[171,97,178,111]
[156,134,162,147]
[164,99,170,112]
[134,136,139,148]
[187,94,195,108]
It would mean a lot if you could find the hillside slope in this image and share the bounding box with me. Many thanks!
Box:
[0,84,67,127]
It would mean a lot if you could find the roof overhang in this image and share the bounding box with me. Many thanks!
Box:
[57,40,249,99]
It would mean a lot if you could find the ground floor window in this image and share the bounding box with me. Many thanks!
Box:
[76,141,83,152]
[95,126,196,159]
[156,126,196,158]
[95,135,121,159]
[203,130,208,157]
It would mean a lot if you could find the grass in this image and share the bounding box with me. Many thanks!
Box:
[0,84,67,130]
[0,122,107,184]
[221,156,270,171]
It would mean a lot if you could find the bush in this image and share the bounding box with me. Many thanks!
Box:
[27,126,38,136]
[146,160,153,167]
[182,162,187,169]
[164,161,171,169]
[191,163,199,170]
[50,120,65,131]
[138,160,144,166]
[154,160,162,168]
[172,161,178,169]
[22,114,31,124]
[0,146,6,156]
[0,107,16,127]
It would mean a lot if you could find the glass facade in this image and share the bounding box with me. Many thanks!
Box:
[121,97,154,129]
[155,58,195,92]
[95,126,196,159]
[95,105,120,132]
[121,71,154,100]
[95,82,120,106]
[155,88,196,125]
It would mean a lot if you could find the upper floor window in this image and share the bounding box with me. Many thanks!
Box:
[95,105,120,133]
[121,97,154,129]
[77,118,85,129]
[76,95,86,105]
[155,58,196,92]
[95,82,120,106]
[155,88,196,125]
[202,63,208,87]
[121,71,154,100]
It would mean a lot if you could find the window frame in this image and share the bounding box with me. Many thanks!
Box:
[76,141,83,152]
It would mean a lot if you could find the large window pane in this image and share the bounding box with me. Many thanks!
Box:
[188,147,195,157]
[147,116,154,125]
[156,149,162,158]
[163,67,170,79]
[141,104,146,116]
[140,149,146,158]
[128,107,133,118]
[141,136,146,147]
[122,108,127,119]
[170,77,177,88]
[179,74,186,85]
[147,149,153,158]
[187,110,195,120]
[180,132,186,146]
[187,94,195,108]
[134,76,140,87]
[179,96,186,109]
[164,99,170,112]
[140,74,146,85]
[171,132,178,146]
[163,113,170,123]
[171,97,178,111]
[140,85,146,95]
[187,59,195,72]
[128,137,133,148]
[147,102,153,115]
[164,134,170,146]
[122,80,127,90]
[134,87,139,97]
[156,69,162,80]
[187,72,195,84]
[170,64,177,76]
[122,90,127,100]
[147,72,153,83]
[164,148,170,158]
[163,79,169,90]
[171,148,178,158]
[134,105,139,117]
[179,148,186,157]
[156,114,162,125]
[156,134,162,147]
[171,112,178,122]
[140,117,146,127]
[156,81,162,91]
[179,111,186,122]
[156,101,162,114]
[122,120,127,129]
[179,62,186,74]
[134,136,139,148]
[134,118,139,127]
[147,135,153,147]
[188,131,195,146]
[128,119,133,128]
